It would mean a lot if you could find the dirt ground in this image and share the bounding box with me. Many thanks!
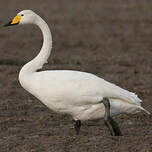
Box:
[0,0,152,151]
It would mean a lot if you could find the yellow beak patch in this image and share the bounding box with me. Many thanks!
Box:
[11,15,22,25]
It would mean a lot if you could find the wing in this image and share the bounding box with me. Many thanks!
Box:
[34,70,142,106]
[97,79,142,106]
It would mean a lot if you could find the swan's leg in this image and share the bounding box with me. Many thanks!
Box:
[104,116,122,136]
[102,97,122,136]
[73,120,81,135]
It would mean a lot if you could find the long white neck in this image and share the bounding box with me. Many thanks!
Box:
[19,15,52,76]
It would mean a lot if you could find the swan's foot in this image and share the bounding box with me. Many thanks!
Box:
[102,97,122,136]
[73,120,81,135]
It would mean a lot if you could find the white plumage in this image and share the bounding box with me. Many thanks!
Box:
[8,10,150,122]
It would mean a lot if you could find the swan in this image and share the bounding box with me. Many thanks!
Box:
[4,10,150,136]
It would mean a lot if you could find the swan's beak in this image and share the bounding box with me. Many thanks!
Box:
[4,15,21,27]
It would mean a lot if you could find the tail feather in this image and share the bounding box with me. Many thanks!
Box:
[138,106,151,115]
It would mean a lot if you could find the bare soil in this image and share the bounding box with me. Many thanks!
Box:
[0,0,152,151]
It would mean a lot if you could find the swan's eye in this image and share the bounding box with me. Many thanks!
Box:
[21,14,24,16]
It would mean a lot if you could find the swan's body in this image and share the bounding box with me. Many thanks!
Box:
[19,69,147,121]
[5,10,149,132]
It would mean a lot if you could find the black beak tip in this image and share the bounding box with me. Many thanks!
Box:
[3,21,12,27]
[3,21,19,27]
[3,24,10,27]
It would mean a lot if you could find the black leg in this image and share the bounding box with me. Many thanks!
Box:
[102,97,122,136]
[104,117,122,136]
[73,120,81,135]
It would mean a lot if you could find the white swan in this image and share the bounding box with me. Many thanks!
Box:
[4,10,150,135]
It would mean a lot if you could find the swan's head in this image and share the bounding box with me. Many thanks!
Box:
[4,10,38,27]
